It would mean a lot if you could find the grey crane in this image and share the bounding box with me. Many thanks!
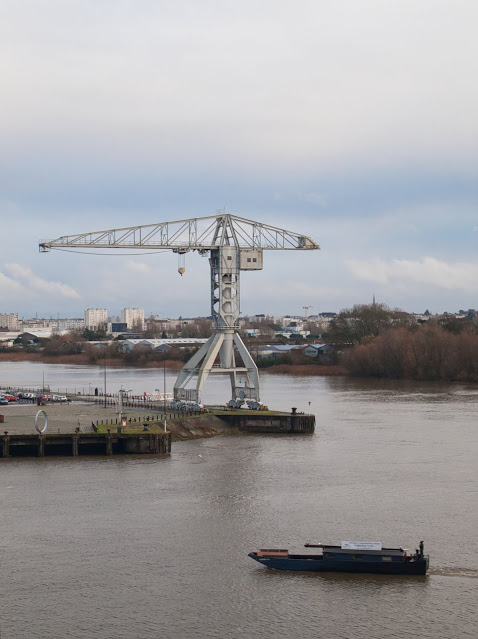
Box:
[40,212,319,407]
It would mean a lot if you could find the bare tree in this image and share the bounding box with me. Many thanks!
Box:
[343,323,478,381]
[326,303,412,346]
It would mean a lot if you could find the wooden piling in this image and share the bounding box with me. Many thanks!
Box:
[2,433,9,457]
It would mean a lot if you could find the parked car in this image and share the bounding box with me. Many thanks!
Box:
[0,397,8,405]
[4,394,19,402]
[51,395,68,402]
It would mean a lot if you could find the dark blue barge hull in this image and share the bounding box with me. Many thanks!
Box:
[248,553,429,575]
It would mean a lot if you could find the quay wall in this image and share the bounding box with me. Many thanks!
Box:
[0,431,171,458]
[216,412,315,434]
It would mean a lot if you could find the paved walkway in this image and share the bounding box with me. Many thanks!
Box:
[0,403,159,434]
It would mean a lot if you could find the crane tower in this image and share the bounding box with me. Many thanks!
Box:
[39,213,319,406]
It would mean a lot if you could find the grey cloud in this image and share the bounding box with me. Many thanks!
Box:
[2,1,477,176]
[346,257,478,292]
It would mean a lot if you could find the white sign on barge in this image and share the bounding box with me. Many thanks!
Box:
[341,541,382,551]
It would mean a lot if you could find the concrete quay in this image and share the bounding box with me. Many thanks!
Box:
[0,403,131,435]
[0,431,171,458]
[0,402,315,458]
[0,403,172,458]
[217,411,315,434]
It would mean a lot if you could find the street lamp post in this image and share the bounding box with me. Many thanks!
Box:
[163,360,167,432]
[104,347,107,408]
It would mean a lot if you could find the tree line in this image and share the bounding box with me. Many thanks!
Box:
[325,304,478,382]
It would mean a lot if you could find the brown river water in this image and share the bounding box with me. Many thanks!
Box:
[0,362,477,638]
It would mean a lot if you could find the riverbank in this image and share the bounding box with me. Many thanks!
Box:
[265,364,347,375]
[0,351,346,375]
[0,352,184,369]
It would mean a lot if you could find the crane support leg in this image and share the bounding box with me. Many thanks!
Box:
[173,334,218,395]
[173,330,260,405]
[232,332,260,399]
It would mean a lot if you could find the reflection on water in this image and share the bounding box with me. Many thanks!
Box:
[0,362,477,638]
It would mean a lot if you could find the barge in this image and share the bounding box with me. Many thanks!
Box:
[249,541,429,575]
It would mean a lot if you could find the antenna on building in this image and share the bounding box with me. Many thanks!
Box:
[303,305,313,320]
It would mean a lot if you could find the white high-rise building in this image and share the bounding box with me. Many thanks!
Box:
[121,308,145,330]
[0,312,19,330]
[84,308,107,330]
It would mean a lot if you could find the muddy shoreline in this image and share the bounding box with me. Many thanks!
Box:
[0,352,184,369]
[0,352,347,376]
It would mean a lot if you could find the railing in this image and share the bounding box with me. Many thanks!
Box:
[0,386,179,411]
[92,409,202,429]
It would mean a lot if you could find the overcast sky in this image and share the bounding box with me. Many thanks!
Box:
[1,0,477,319]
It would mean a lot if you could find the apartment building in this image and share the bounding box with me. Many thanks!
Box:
[0,312,19,330]
[84,308,108,331]
[121,307,145,330]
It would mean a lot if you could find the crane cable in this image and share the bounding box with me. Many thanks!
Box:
[178,252,186,276]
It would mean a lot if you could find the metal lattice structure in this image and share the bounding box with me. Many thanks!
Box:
[40,213,319,407]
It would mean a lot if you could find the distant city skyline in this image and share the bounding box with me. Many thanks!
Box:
[1,2,477,316]
[2,305,474,324]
